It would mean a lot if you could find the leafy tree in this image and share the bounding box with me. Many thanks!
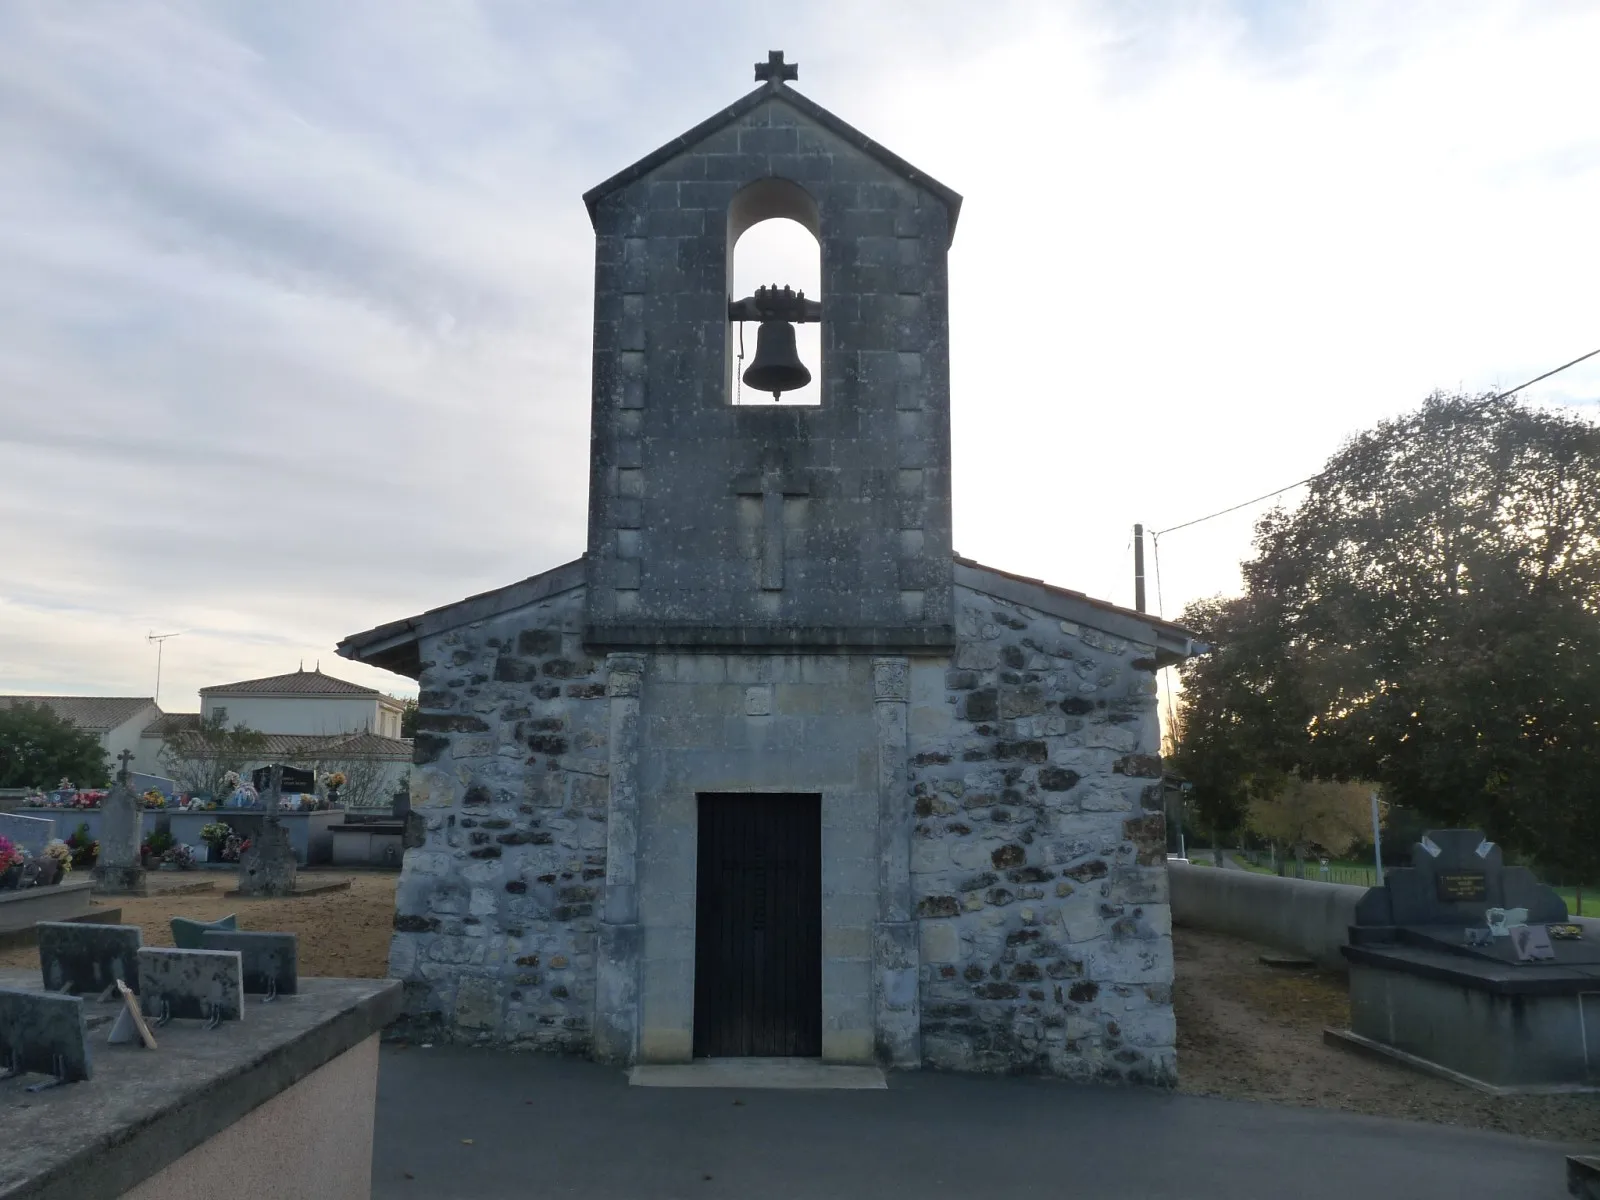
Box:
[0,702,109,789]
[400,698,417,739]
[159,714,268,799]
[1246,777,1373,877]
[1175,392,1600,885]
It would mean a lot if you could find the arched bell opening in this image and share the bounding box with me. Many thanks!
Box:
[727,179,822,406]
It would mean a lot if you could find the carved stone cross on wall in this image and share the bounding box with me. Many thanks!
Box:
[116,748,135,783]
[732,464,811,590]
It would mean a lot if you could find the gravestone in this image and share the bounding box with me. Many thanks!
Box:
[237,766,297,898]
[200,930,298,995]
[37,922,143,995]
[1351,828,1567,936]
[91,751,145,896]
[171,913,238,950]
[0,988,91,1082]
[1336,828,1599,1090]
[136,947,244,1022]
[0,812,55,857]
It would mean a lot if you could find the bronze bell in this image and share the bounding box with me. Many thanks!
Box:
[742,318,811,400]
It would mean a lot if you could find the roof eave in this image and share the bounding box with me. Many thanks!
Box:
[953,558,1203,667]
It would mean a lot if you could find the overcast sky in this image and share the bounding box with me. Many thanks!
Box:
[2,0,1597,711]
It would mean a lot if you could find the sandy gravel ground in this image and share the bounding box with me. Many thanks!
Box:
[0,870,396,979]
[8,872,1595,1143]
[1175,924,1600,1143]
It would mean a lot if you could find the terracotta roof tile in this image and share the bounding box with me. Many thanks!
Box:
[199,669,380,698]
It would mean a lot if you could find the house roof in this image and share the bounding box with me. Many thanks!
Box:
[159,727,413,762]
[0,696,156,732]
[338,554,1203,678]
[141,712,201,738]
[582,77,963,245]
[200,668,381,699]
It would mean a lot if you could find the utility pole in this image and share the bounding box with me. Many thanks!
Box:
[148,631,182,707]
[1133,524,1147,613]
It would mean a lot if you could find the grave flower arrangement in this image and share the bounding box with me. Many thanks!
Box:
[42,839,73,876]
[0,835,23,887]
[163,843,196,870]
[219,833,249,863]
[200,822,232,848]
[142,789,166,810]
[65,823,98,868]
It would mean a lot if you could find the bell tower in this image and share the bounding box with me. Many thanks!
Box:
[582,52,961,651]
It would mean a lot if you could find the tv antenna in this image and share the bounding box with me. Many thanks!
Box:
[147,631,183,706]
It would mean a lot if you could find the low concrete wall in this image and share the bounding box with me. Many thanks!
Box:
[1169,863,1367,970]
[122,1034,379,1200]
[1170,863,1600,971]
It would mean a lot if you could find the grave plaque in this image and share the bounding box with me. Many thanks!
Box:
[1510,925,1556,962]
[200,930,298,995]
[137,947,244,1022]
[1436,871,1488,903]
[37,922,143,995]
[0,988,91,1082]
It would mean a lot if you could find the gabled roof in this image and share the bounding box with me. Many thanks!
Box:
[582,78,963,243]
[200,668,381,699]
[338,554,1203,678]
[0,696,157,732]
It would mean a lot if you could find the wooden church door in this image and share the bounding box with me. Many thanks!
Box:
[693,793,822,1057]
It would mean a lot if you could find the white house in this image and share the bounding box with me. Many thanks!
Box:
[0,695,162,778]
[199,668,406,738]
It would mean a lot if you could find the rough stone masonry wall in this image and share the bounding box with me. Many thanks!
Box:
[908,586,1175,1084]
[390,585,610,1049]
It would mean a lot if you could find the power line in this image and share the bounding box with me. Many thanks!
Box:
[1151,344,1600,538]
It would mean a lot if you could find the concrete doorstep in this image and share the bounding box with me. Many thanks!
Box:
[628,1058,888,1090]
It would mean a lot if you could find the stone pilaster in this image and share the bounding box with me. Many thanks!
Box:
[593,653,644,1064]
[872,655,919,1067]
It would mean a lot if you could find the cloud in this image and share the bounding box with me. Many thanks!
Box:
[1,0,1596,710]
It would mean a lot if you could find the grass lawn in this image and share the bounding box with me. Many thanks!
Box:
[1183,852,1599,916]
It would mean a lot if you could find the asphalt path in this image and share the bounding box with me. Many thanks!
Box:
[371,1044,1581,1199]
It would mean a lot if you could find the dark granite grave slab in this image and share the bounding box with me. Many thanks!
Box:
[0,967,400,1200]
[135,947,244,1022]
[35,922,142,995]
[1352,829,1567,930]
[200,930,298,995]
[0,989,90,1083]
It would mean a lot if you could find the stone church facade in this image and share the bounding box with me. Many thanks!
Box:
[340,55,1196,1084]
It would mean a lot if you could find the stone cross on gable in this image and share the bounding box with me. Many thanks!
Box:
[732,460,811,590]
[116,748,134,783]
[754,50,798,85]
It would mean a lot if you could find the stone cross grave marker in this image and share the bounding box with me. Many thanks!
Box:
[92,750,146,895]
[137,947,244,1023]
[0,988,91,1083]
[0,812,55,857]
[37,921,143,996]
[200,930,298,996]
[237,764,297,898]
